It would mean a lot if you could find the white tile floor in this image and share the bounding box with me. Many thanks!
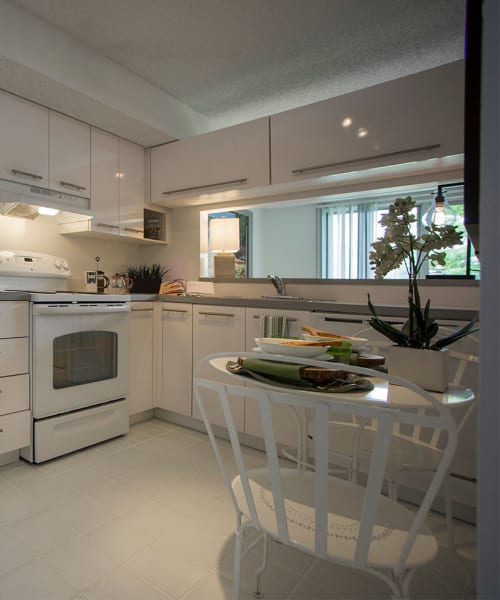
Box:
[0,419,476,600]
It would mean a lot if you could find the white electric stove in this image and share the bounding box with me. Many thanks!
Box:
[0,250,130,463]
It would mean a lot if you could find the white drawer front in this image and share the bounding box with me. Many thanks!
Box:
[0,302,29,338]
[0,374,29,415]
[0,411,30,454]
[0,338,29,377]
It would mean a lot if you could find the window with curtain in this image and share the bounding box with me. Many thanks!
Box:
[320,183,480,280]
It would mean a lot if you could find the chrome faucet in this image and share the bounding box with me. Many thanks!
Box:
[268,275,286,296]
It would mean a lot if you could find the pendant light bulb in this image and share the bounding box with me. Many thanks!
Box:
[422,191,457,227]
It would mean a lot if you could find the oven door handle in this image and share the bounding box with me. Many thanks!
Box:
[32,304,131,316]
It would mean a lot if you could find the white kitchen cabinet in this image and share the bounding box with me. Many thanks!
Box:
[90,128,120,234]
[128,303,154,416]
[160,304,193,416]
[118,138,145,239]
[0,301,29,338]
[60,128,163,243]
[49,112,91,198]
[150,117,270,204]
[192,305,246,430]
[0,90,49,187]
[270,61,464,185]
[0,301,30,458]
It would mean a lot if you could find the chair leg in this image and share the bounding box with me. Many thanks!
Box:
[443,479,455,549]
[232,527,245,600]
[254,532,270,598]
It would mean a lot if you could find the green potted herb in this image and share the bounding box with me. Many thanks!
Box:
[368,196,478,390]
[126,263,169,294]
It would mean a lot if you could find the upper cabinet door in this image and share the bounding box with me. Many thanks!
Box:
[150,117,270,204]
[91,128,119,233]
[0,91,49,186]
[270,61,465,185]
[118,138,145,238]
[49,112,90,198]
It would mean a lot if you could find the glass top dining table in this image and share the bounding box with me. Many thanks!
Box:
[207,355,475,409]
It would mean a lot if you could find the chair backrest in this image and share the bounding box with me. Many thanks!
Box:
[353,324,479,436]
[193,352,458,575]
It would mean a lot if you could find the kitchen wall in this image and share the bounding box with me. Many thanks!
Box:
[141,205,480,311]
[0,214,144,287]
[0,208,479,311]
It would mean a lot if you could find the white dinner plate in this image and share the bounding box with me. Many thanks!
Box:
[253,338,333,359]
[302,333,368,350]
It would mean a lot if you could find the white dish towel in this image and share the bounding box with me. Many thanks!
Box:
[260,315,288,338]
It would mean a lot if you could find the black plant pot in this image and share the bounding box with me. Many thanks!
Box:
[130,278,162,294]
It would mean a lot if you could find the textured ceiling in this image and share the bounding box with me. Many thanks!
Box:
[8,0,465,139]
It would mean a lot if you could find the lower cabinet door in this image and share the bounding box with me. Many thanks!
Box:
[192,305,246,431]
[161,305,193,416]
[0,410,30,454]
[128,304,154,415]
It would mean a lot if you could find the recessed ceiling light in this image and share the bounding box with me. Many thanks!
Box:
[357,127,368,138]
[341,117,352,127]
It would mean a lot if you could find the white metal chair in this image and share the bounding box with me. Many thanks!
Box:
[326,327,478,549]
[193,352,458,599]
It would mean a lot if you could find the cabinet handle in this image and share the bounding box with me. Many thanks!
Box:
[96,223,120,229]
[162,178,248,196]
[163,309,189,314]
[199,311,235,318]
[291,144,441,175]
[323,317,364,324]
[123,227,144,233]
[11,168,43,180]
[59,181,87,191]
[0,429,3,433]
[252,315,297,322]
[131,307,153,312]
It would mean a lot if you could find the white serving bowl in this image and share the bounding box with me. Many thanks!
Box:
[302,333,368,350]
[255,337,331,358]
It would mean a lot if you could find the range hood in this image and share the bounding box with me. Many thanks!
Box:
[0,177,94,217]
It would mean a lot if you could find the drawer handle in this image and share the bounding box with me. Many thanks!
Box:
[163,309,189,314]
[96,223,120,229]
[0,428,3,433]
[59,181,87,191]
[291,144,441,175]
[11,168,43,180]
[199,312,234,318]
[252,315,297,322]
[162,178,248,196]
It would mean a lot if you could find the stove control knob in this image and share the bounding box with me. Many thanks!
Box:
[62,260,70,271]
[53,259,61,269]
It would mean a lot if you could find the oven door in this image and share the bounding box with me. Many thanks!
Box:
[31,302,130,418]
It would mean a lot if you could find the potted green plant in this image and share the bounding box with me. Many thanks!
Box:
[125,263,169,294]
[367,196,478,391]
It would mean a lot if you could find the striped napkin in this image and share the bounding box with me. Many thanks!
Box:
[260,315,288,337]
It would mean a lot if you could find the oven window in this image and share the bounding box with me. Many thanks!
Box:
[53,330,118,389]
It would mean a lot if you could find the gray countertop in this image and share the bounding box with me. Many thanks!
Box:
[0,291,31,300]
[2,291,477,322]
[132,293,479,322]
